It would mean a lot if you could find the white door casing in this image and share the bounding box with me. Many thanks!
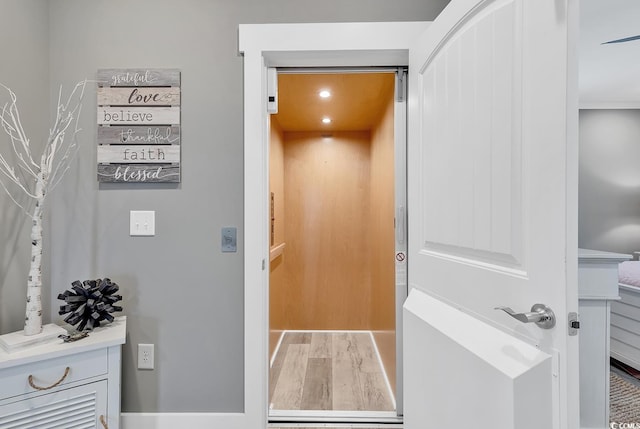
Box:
[267,68,408,422]
[404,0,579,428]
[240,22,430,428]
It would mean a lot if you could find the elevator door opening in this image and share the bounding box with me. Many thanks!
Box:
[268,70,407,422]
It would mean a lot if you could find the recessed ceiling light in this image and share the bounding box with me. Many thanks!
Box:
[319,90,331,98]
[322,117,331,124]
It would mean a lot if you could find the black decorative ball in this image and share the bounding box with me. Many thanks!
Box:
[57,278,123,331]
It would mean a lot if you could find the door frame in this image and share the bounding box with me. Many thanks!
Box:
[239,22,430,428]
[268,67,407,420]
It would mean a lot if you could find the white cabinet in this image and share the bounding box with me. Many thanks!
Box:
[0,380,108,428]
[578,250,629,429]
[0,317,126,428]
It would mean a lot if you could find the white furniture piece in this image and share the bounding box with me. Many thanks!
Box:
[578,249,630,429]
[611,260,640,372]
[0,317,126,428]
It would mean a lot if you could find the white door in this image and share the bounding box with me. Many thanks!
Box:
[403,0,579,428]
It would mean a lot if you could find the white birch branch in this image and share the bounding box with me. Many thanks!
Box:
[0,80,87,336]
[0,178,29,216]
[0,158,37,199]
[0,86,39,173]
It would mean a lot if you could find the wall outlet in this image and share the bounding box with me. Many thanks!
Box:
[138,343,154,370]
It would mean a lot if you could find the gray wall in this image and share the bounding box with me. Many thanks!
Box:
[0,0,449,413]
[0,0,50,335]
[579,109,640,255]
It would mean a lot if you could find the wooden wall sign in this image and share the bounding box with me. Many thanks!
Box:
[97,69,181,183]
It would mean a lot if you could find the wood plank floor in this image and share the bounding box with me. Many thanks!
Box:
[270,331,395,412]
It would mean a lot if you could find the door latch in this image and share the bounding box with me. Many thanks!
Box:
[568,312,579,336]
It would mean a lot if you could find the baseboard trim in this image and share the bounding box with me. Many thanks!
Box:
[121,412,247,429]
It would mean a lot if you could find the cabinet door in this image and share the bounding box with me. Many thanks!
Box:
[0,380,107,428]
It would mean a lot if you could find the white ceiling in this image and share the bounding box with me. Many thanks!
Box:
[580,0,640,107]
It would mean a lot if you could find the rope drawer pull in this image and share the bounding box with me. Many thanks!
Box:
[100,415,109,428]
[27,367,70,390]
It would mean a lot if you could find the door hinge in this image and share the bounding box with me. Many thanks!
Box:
[262,259,266,270]
[395,68,407,102]
[568,312,579,336]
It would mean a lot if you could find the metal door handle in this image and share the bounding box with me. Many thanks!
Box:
[495,304,556,329]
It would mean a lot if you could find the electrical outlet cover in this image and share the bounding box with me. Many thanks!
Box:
[138,343,154,369]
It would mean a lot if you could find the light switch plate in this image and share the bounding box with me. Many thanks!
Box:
[222,227,237,252]
[130,211,155,236]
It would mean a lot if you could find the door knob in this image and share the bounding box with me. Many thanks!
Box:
[495,304,556,329]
